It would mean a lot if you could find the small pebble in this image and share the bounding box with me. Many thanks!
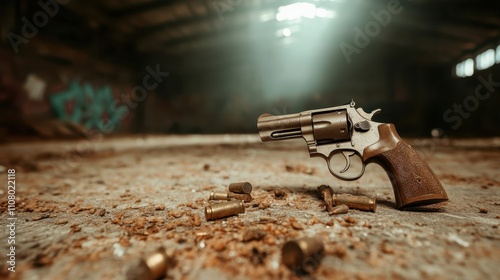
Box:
[155,204,165,211]
[344,216,357,224]
[98,209,106,216]
[274,188,287,199]
[242,228,267,242]
[289,217,304,230]
[55,219,68,225]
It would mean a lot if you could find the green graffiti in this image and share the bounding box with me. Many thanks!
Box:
[50,81,127,130]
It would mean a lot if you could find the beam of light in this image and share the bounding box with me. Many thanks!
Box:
[249,2,341,102]
[315,7,337,19]
[259,11,275,22]
[275,2,336,21]
[282,28,292,37]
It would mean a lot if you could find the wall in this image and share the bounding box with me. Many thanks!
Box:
[0,49,137,138]
[1,49,498,138]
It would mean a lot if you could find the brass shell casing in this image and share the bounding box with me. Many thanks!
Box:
[209,192,230,201]
[228,182,253,194]
[282,237,324,274]
[332,194,377,212]
[209,192,252,202]
[145,250,169,279]
[205,201,245,221]
[125,247,173,280]
[329,204,349,215]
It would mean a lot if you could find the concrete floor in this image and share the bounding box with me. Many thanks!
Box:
[0,135,499,279]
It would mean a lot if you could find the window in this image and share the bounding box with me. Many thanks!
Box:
[496,44,500,64]
[476,49,495,70]
[455,58,474,78]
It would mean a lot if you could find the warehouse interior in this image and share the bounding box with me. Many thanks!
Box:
[0,0,499,279]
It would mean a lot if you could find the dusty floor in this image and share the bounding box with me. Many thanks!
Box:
[0,135,499,280]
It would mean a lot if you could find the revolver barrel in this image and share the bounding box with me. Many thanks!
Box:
[257,109,351,143]
[257,113,303,141]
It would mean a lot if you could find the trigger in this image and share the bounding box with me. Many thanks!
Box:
[340,151,356,173]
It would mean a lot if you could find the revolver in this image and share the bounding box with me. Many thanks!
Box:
[257,101,448,209]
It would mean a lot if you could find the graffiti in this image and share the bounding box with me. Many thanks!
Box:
[49,81,126,130]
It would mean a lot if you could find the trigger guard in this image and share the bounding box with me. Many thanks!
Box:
[326,152,366,181]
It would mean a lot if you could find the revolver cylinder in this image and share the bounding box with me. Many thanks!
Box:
[311,110,350,143]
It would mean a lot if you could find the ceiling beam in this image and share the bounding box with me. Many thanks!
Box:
[33,37,128,73]
[106,0,180,19]
[135,0,349,42]
[65,0,134,34]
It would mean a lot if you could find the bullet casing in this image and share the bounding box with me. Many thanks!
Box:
[209,192,230,201]
[205,200,245,221]
[329,204,349,215]
[125,247,173,280]
[145,250,169,279]
[209,192,252,202]
[282,237,324,274]
[228,182,253,194]
[332,194,377,212]
[317,185,335,213]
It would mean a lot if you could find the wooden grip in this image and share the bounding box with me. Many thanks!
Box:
[364,124,448,209]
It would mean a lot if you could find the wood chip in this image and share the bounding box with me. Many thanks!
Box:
[242,228,267,242]
[344,217,357,224]
[32,214,50,221]
[273,188,287,199]
[289,217,304,230]
[380,241,395,254]
[71,226,82,233]
[55,219,68,225]
[155,204,165,211]
[249,247,267,265]
[166,223,175,231]
[190,214,202,227]
[172,210,184,218]
[329,244,347,259]
[212,240,226,252]
[285,164,315,175]
[258,201,270,209]
[98,209,106,216]
[186,202,199,209]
